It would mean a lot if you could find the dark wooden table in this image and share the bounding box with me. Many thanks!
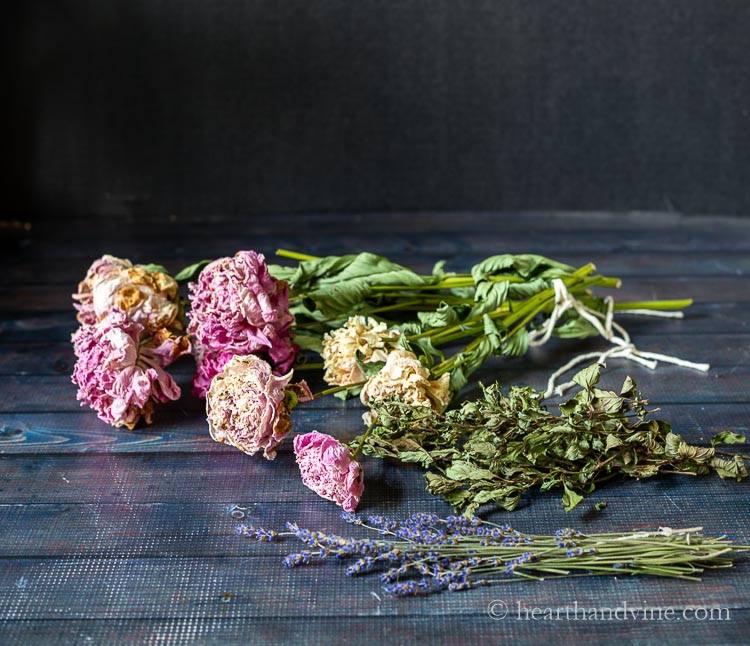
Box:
[1,212,749,645]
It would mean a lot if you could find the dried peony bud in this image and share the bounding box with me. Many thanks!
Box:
[206,354,312,460]
[73,255,181,332]
[188,251,298,397]
[360,349,451,425]
[294,431,364,511]
[321,316,401,386]
[71,309,190,429]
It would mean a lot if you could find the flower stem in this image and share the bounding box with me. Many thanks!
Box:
[313,381,366,399]
[351,422,376,459]
[614,299,694,311]
[275,249,320,262]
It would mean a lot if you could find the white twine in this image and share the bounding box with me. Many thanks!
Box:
[528,279,710,400]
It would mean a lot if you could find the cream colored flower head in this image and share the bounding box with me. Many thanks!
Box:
[74,255,181,333]
[321,316,401,386]
[206,354,312,460]
[74,255,133,326]
[92,265,181,332]
[360,348,451,425]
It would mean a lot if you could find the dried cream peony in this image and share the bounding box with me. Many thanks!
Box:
[321,316,401,386]
[206,354,312,460]
[359,349,451,425]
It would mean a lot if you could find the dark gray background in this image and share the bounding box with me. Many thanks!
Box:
[6,1,750,219]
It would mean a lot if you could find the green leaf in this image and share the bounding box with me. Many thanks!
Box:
[467,280,509,318]
[138,263,170,275]
[267,263,296,282]
[620,375,637,397]
[551,316,600,339]
[593,388,625,414]
[174,259,213,282]
[283,252,431,318]
[355,351,386,378]
[424,473,462,495]
[562,484,584,511]
[627,464,660,478]
[449,366,468,397]
[572,363,602,390]
[397,450,433,466]
[417,302,460,329]
[711,431,747,446]
[431,260,448,279]
[507,276,551,300]
[594,500,608,511]
[471,254,574,282]
[482,314,504,352]
[292,333,323,353]
[710,455,748,481]
[501,327,529,357]
[443,489,472,508]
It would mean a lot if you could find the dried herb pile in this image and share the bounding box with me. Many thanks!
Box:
[354,364,747,515]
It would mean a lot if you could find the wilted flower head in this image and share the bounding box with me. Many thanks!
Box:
[188,251,297,394]
[321,316,401,386]
[71,309,190,429]
[73,255,132,326]
[73,254,181,332]
[360,349,451,425]
[294,431,364,511]
[206,354,312,460]
[190,345,236,399]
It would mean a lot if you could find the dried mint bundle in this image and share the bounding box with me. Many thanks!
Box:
[353,363,747,515]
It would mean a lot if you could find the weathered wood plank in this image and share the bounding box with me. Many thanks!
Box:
[2,276,749,313]
[0,549,748,621]
[25,211,750,242]
[2,333,748,376]
[4,249,750,286]
[0,450,747,506]
[14,224,750,266]
[1,402,747,455]
[3,301,749,343]
[1,484,748,558]
[1,213,748,643]
[2,362,748,417]
[2,613,749,646]
[0,407,357,454]
[30,210,750,230]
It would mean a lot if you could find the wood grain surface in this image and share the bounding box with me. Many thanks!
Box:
[1,212,748,645]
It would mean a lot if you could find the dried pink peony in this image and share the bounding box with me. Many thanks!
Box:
[191,346,236,399]
[294,431,364,511]
[73,255,181,332]
[188,251,298,396]
[71,309,190,429]
[206,354,312,460]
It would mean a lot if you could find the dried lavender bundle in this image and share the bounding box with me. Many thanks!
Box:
[237,512,750,596]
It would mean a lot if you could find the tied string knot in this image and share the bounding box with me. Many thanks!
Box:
[528,279,710,399]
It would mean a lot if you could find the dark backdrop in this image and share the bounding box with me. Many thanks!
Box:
[6,1,750,220]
